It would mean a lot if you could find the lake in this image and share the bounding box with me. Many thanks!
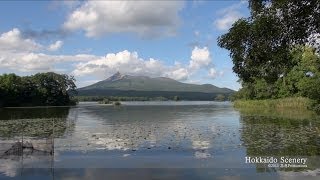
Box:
[0,101,319,179]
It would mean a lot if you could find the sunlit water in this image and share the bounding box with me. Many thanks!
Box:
[0,101,319,179]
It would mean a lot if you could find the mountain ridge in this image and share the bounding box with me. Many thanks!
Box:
[77,72,235,100]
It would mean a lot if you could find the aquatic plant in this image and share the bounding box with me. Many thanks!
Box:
[0,118,73,138]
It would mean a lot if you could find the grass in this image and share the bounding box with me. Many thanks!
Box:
[234,97,312,110]
[233,97,318,120]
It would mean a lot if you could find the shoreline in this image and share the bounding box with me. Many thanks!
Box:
[233,97,312,110]
[0,100,230,108]
[2,105,77,109]
[233,97,319,119]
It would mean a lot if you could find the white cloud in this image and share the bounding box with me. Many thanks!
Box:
[0,28,225,84]
[0,51,97,72]
[0,28,42,52]
[72,50,189,81]
[48,40,63,51]
[165,68,189,81]
[189,46,211,70]
[63,1,184,37]
[72,47,219,82]
[0,28,96,72]
[0,28,193,80]
[214,12,243,31]
[213,2,246,31]
[208,68,217,78]
[208,67,224,79]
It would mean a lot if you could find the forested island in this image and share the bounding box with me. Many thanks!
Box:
[0,72,77,107]
[219,0,320,113]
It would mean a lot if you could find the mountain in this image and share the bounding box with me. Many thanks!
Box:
[77,72,235,100]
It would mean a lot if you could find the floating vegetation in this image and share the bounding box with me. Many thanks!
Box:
[0,118,73,138]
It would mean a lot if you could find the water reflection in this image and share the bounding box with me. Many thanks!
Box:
[240,113,320,173]
[0,102,319,179]
[0,107,74,178]
[0,107,71,120]
[240,116,320,156]
[56,104,234,155]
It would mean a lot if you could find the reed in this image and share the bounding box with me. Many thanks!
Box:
[233,97,318,119]
[234,97,312,110]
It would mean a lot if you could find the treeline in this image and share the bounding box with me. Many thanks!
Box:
[77,96,186,102]
[77,89,232,101]
[218,0,320,111]
[76,96,168,102]
[0,72,77,107]
[76,93,229,102]
[232,47,320,101]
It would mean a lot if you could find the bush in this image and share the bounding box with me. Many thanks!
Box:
[113,101,121,106]
[312,104,320,114]
[99,98,111,104]
[215,94,226,101]
[173,96,180,101]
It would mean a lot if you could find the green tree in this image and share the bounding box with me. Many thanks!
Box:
[295,47,320,100]
[0,72,77,107]
[218,0,320,100]
[32,72,77,106]
[0,74,24,106]
[215,94,226,101]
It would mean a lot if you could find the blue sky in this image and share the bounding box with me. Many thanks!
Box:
[0,0,250,90]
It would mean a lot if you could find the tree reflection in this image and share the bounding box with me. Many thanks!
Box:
[0,107,75,178]
[240,114,320,172]
[0,107,73,138]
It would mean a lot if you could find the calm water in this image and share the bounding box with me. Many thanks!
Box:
[0,101,319,179]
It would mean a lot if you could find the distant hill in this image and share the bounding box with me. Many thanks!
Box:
[77,72,235,100]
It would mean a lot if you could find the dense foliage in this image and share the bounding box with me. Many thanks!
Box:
[77,96,159,102]
[218,0,320,106]
[77,89,232,101]
[76,94,229,102]
[0,72,77,107]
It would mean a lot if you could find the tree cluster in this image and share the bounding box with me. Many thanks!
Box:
[0,72,77,107]
[218,0,320,103]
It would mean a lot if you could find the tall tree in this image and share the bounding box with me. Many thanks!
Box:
[218,0,320,99]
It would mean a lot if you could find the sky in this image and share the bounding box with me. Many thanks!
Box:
[0,0,250,90]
